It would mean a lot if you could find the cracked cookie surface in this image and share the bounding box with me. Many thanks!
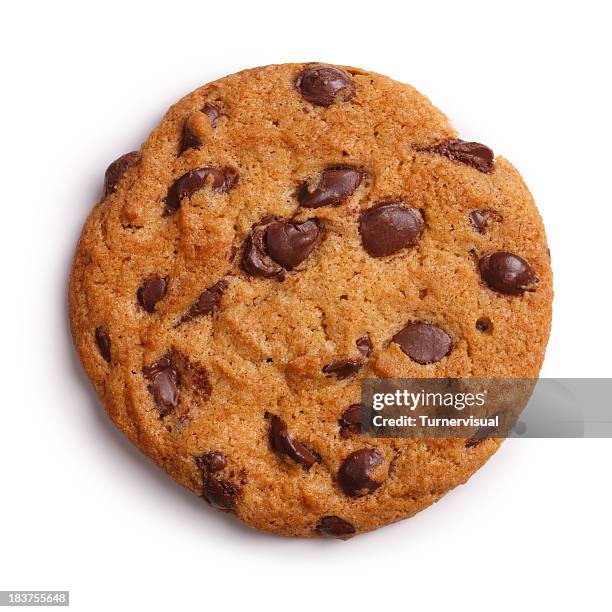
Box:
[69,63,552,537]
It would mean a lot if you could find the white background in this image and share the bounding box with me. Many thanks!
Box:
[2,1,611,610]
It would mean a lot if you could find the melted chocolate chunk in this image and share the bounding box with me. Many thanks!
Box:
[465,414,507,448]
[202,102,221,127]
[265,218,321,269]
[269,415,318,469]
[356,334,372,357]
[242,217,322,278]
[95,326,111,363]
[196,451,227,475]
[339,404,362,438]
[418,139,495,173]
[164,166,238,215]
[104,151,140,197]
[242,225,285,279]
[317,516,356,538]
[469,210,487,233]
[469,210,487,234]
[196,446,238,510]
[338,448,384,497]
[179,280,228,324]
[298,167,362,208]
[179,103,222,154]
[203,476,238,510]
[359,202,423,257]
[322,359,363,380]
[479,252,538,294]
[137,276,168,313]
[475,317,493,333]
[296,65,355,106]
[469,209,502,234]
[142,357,179,417]
[392,322,452,365]
[179,119,202,154]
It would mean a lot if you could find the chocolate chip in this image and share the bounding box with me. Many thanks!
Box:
[392,322,452,364]
[179,119,202,154]
[317,516,356,538]
[469,210,487,233]
[479,252,538,294]
[104,151,140,197]
[269,415,318,469]
[266,219,322,269]
[227,244,239,262]
[465,416,505,448]
[298,167,362,208]
[418,139,494,173]
[469,209,502,234]
[137,276,168,313]
[196,451,227,474]
[178,104,221,155]
[356,334,372,357]
[164,167,238,215]
[202,102,221,127]
[339,404,362,438]
[95,326,111,363]
[338,448,384,497]
[296,65,355,106]
[142,357,179,417]
[179,280,228,324]
[359,202,423,257]
[322,359,363,380]
[203,476,238,510]
[465,430,491,448]
[242,224,285,279]
[475,317,493,333]
[242,216,321,278]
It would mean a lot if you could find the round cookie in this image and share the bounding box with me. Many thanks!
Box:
[69,63,552,538]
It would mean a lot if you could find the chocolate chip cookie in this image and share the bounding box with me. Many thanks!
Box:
[69,63,552,538]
